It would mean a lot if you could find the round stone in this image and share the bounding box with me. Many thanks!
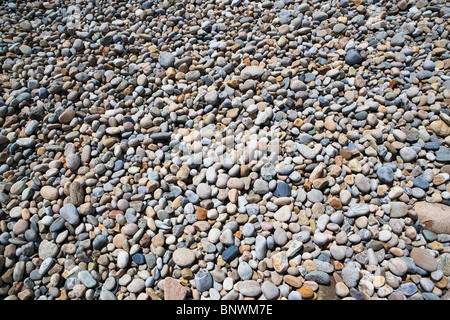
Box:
[173,248,196,267]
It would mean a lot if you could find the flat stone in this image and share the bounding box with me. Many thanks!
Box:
[237,280,261,297]
[164,277,187,300]
[240,66,265,80]
[347,203,370,218]
[222,245,239,262]
[390,202,407,218]
[78,270,97,288]
[304,271,330,285]
[410,248,437,272]
[388,257,408,276]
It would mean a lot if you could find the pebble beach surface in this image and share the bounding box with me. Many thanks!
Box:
[0,0,450,301]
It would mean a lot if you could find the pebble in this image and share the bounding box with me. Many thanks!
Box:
[261,281,279,300]
[195,269,213,292]
[238,280,261,297]
[0,0,448,302]
[173,248,196,267]
[410,248,438,272]
[59,203,80,225]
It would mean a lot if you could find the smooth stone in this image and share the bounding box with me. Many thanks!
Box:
[59,203,80,225]
[78,270,97,288]
[159,52,175,68]
[273,182,291,197]
[304,271,330,285]
[390,202,407,218]
[341,266,360,288]
[237,280,262,298]
[414,202,450,234]
[345,50,363,65]
[347,203,370,218]
[261,281,280,300]
[410,248,438,272]
[388,258,409,276]
[222,245,239,262]
[117,250,130,269]
[173,248,196,267]
[399,147,417,162]
[377,166,394,184]
[127,278,145,293]
[255,235,267,260]
[274,205,291,222]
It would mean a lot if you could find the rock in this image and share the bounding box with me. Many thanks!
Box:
[261,281,279,300]
[345,50,363,65]
[237,262,253,280]
[66,154,81,171]
[173,248,196,267]
[222,245,239,262]
[377,166,394,184]
[237,280,261,297]
[255,235,267,260]
[254,179,270,194]
[388,258,408,276]
[69,181,84,206]
[16,138,35,148]
[38,240,59,260]
[391,33,405,46]
[273,182,291,197]
[390,202,407,218]
[410,248,438,272]
[430,120,450,137]
[196,183,211,199]
[341,266,360,287]
[78,270,97,288]
[195,269,213,292]
[355,174,371,193]
[274,205,291,222]
[59,203,80,225]
[164,277,187,300]
[240,66,265,79]
[304,271,330,285]
[399,147,417,162]
[117,250,130,269]
[272,251,289,273]
[159,52,175,68]
[347,203,370,218]
[127,278,145,293]
[40,186,59,201]
[414,202,450,234]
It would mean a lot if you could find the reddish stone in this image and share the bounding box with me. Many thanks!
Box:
[164,277,187,300]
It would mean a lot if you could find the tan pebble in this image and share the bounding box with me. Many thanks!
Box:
[298,286,314,299]
[335,282,349,297]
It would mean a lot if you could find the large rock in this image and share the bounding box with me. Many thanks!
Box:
[414,202,450,234]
